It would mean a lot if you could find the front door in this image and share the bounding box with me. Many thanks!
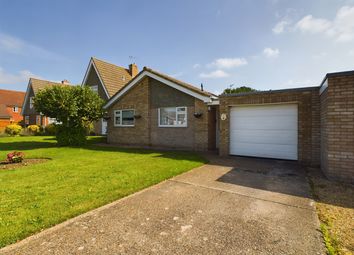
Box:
[101,119,107,135]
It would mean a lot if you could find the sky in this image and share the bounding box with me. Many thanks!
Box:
[0,0,354,94]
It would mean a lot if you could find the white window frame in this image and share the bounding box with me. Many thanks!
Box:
[13,106,18,112]
[158,106,188,128]
[91,85,98,93]
[48,117,57,124]
[114,109,135,127]
[29,97,34,109]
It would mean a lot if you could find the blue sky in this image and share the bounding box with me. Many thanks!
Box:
[0,0,354,94]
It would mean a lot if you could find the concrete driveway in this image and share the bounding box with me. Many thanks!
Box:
[0,155,325,255]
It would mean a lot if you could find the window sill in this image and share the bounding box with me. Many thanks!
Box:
[158,125,188,128]
[114,125,135,127]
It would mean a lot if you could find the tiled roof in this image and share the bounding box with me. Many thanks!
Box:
[0,104,10,118]
[143,67,214,97]
[0,89,25,107]
[92,58,132,97]
[30,78,69,95]
[105,66,216,109]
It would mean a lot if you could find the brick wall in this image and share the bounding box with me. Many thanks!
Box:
[219,88,321,166]
[320,88,329,176]
[107,77,150,146]
[149,78,196,149]
[194,99,209,151]
[322,74,354,182]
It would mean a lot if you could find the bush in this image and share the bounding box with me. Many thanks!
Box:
[7,151,24,163]
[27,125,41,134]
[45,123,57,135]
[5,124,22,136]
[56,125,87,146]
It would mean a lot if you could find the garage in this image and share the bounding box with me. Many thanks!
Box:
[229,104,298,160]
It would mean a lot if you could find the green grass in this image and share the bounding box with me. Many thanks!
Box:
[320,223,339,255]
[0,136,206,248]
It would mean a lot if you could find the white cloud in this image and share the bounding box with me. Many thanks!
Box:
[295,15,331,33]
[193,63,201,69]
[199,70,229,79]
[0,34,24,53]
[263,48,280,58]
[350,49,354,56]
[294,6,354,42]
[0,67,41,84]
[272,20,290,34]
[208,58,247,69]
[0,32,65,60]
[283,79,315,88]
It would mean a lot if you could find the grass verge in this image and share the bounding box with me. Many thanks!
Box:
[307,167,354,255]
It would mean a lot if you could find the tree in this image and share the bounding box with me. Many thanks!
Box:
[34,85,104,145]
[222,86,256,94]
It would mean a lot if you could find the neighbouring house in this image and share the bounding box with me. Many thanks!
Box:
[103,68,353,183]
[0,89,25,130]
[81,57,138,135]
[21,78,70,127]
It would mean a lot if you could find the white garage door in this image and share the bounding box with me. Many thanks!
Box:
[229,104,298,160]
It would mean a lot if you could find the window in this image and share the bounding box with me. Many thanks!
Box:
[25,116,29,125]
[114,109,135,126]
[36,115,41,125]
[29,97,34,109]
[158,107,187,127]
[91,85,98,93]
[48,118,57,124]
[13,106,18,112]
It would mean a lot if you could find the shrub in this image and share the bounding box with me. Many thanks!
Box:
[5,124,22,136]
[34,85,104,145]
[86,123,95,135]
[7,151,24,163]
[56,125,87,146]
[27,125,41,134]
[45,123,57,135]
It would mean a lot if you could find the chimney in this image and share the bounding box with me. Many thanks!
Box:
[61,79,70,85]
[129,63,138,78]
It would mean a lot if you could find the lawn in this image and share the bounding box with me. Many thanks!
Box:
[0,136,206,248]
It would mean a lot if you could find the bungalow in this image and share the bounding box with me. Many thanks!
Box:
[103,67,354,183]
[22,78,70,126]
[0,89,25,130]
[103,67,218,151]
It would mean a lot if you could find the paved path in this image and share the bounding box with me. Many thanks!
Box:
[0,155,325,255]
